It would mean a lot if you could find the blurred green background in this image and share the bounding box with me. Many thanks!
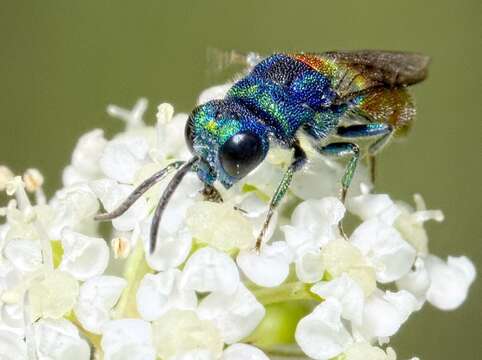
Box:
[0,0,480,358]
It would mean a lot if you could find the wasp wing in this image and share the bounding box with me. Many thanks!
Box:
[293,51,428,131]
[206,48,263,82]
[293,51,429,97]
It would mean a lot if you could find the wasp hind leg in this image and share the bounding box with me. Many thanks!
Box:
[336,123,393,184]
[316,142,360,238]
[255,141,307,251]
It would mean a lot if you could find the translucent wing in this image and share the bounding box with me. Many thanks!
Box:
[206,48,263,82]
[293,50,428,132]
[293,50,430,99]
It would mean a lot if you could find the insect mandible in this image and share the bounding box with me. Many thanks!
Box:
[95,50,430,253]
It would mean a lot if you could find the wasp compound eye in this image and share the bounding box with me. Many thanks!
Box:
[184,113,195,153]
[219,132,264,179]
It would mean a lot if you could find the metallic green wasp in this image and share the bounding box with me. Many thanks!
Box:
[96,50,430,253]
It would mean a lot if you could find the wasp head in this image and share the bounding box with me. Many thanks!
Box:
[185,99,269,188]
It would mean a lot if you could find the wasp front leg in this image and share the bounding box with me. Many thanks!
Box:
[255,141,307,251]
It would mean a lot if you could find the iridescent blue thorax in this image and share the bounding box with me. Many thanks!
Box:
[226,53,342,144]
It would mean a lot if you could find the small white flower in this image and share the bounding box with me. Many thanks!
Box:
[237,241,292,287]
[143,225,192,271]
[180,247,240,295]
[74,276,126,334]
[197,283,265,344]
[350,218,416,283]
[395,194,444,255]
[282,197,345,283]
[3,239,42,273]
[107,98,148,131]
[152,309,223,360]
[48,183,100,239]
[63,129,107,186]
[34,319,90,360]
[0,166,14,192]
[283,197,345,249]
[153,104,191,161]
[187,202,254,252]
[222,343,269,360]
[136,269,197,321]
[295,249,325,284]
[344,342,391,360]
[311,273,365,326]
[424,255,476,310]
[22,168,44,193]
[346,192,400,225]
[0,330,27,360]
[101,319,156,360]
[100,135,150,184]
[396,257,431,309]
[29,270,79,320]
[170,349,216,360]
[59,228,109,281]
[295,298,353,360]
[318,239,376,297]
[91,178,149,232]
[356,289,417,340]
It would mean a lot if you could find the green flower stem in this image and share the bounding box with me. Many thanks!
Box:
[66,312,103,358]
[252,281,321,306]
[113,241,153,319]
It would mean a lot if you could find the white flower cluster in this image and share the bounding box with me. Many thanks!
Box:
[0,85,476,360]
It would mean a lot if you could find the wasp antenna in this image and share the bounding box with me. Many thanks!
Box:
[149,156,199,254]
[94,161,185,222]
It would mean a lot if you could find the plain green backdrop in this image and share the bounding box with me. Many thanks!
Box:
[0,1,480,358]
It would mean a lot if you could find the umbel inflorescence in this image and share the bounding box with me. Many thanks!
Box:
[0,86,475,360]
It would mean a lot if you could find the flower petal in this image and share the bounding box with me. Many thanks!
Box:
[0,330,27,360]
[59,228,109,281]
[350,219,416,283]
[237,241,292,287]
[99,135,149,184]
[346,193,400,225]
[357,289,417,339]
[187,202,254,252]
[198,284,265,344]
[3,239,42,273]
[34,319,90,360]
[311,274,365,326]
[29,270,79,320]
[90,179,148,232]
[425,255,476,310]
[152,309,223,360]
[101,319,155,359]
[396,257,431,309]
[222,343,269,360]
[180,247,240,295]
[136,269,197,321]
[143,225,192,271]
[74,276,126,334]
[295,298,353,360]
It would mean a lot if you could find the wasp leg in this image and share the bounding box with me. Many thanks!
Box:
[255,141,307,251]
[95,161,185,221]
[316,142,360,238]
[336,123,393,184]
[201,184,224,203]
